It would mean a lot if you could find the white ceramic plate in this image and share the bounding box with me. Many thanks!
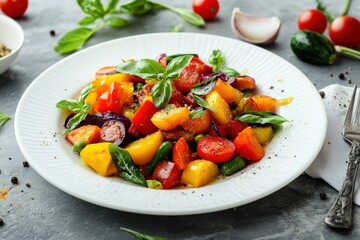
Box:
[15,33,327,215]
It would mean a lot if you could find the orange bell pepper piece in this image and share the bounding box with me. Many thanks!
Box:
[233,127,265,161]
[65,125,100,145]
[151,105,190,131]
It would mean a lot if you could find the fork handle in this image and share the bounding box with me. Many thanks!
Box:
[325,141,360,228]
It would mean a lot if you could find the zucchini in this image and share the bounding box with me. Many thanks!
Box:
[290,30,336,65]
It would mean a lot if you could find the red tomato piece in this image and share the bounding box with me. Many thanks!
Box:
[298,9,328,34]
[152,161,181,189]
[173,138,192,170]
[227,120,248,140]
[168,90,186,107]
[233,127,265,161]
[208,120,227,138]
[192,0,220,21]
[0,0,28,19]
[131,100,159,135]
[95,82,124,114]
[329,16,360,49]
[197,136,235,163]
[173,57,212,94]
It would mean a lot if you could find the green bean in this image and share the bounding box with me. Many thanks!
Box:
[220,156,246,176]
[72,141,87,154]
[147,141,173,173]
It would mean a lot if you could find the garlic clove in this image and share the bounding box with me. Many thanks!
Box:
[231,8,281,45]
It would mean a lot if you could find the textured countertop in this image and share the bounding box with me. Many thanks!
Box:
[1,0,360,239]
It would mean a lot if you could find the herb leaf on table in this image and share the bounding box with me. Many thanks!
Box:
[0,112,10,128]
[120,227,167,240]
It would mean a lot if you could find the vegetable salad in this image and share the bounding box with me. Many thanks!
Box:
[57,50,290,189]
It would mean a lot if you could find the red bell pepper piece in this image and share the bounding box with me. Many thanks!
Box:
[131,100,158,135]
[152,161,181,189]
[95,82,123,114]
[173,137,192,170]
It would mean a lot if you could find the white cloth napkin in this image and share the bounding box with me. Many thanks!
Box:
[306,84,360,206]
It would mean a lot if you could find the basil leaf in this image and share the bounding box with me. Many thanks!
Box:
[54,27,95,54]
[209,49,225,72]
[120,0,154,14]
[220,67,240,77]
[109,144,147,186]
[78,16,97,26]
[116,59,165,80]
[166,55,192,79]
[191,76,217,95]
[169,24,184,32]
[104,16,128,28]
[235,111,289,125]
[77,0,104,18]
[151,79,172,108]
[0,112,10,128]
[105,0,119,13]
[56,100,82,112]
[79,85,95,103]
[189,107,205,118]
[120,227,167,240]
[65,112,88,134]
[146,180,163,189]
[165,53,198,63]
[193,94,216,113]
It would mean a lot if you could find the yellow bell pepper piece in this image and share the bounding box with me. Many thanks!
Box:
[213,79,242,104]
[181,160,220,188]
[95,73,133,83]
[205,90,233,125]
[252,126,274,146]
[80,142,117,176]
[151,105,190,131]
[125,131,163,165]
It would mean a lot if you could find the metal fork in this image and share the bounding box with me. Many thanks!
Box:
[325,85,360,229]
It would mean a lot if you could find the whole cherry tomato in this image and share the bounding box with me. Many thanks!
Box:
[298,9,328,33]
[197,136,235,163]
[192,0,220,21]
[0,0,28,19]
[329,16,360,49]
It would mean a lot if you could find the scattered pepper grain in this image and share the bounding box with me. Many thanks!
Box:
[26,183,31,188]
[50,30,56,36]
[319,91,325,98]
[11,176,18,185]
[319,192,327,200]
[22,161,29,168]
[338,73,345,80]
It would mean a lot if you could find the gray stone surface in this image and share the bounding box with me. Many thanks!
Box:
[1,0,360,239]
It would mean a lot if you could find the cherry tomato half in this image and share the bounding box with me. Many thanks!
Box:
[192,0,220,21]
[0,0,28,19]
[329,16,360,49]
[298,9,328,34]
[197,136,235,163]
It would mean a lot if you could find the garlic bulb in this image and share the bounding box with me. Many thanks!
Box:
[231,8,281,45]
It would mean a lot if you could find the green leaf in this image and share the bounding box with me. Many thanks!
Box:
[121,227,167,240]
[77,0,105,18]
[235,111,289,125]
[105,0,120,13]
[169,24,184,32]
[209,49,225,72]
[147,180,163,189]
[189,107,205,118]
[54,27,95,54]
[105,16,128,28]
[116,59,165,80]
[65,112,88,134]
[0,112,11,128]
[193,94,216,113]
[165,53,198,63]
[109,144,147,186]
[175,8,205,27]
[166,55,192,79]
[120,0,155,15]
[316,0,335,22]
[191,75,217,96]
[151,79,172,109]
[56,100,82,112]
[220,66,240,77]
[79,85,95,104]
[78,16,97,26]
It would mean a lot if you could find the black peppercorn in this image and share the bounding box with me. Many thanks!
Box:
[26,183,31,188]
[319,192,327,200]
[11,176,18,185]
[50,30,56,36]
[0,217,4,226]
[319,91,325,98]
[338,73,345,80]
[22,161,29,168]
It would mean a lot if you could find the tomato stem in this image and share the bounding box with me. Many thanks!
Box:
[341,0,352,16]
[335,45,360,60]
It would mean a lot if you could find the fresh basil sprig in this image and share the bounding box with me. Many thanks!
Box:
[0,112,10,128]
[208,49,240,76]
[109,144,147,186]
[235,111,289,125]
[120,227,167,240]
[55,0,205,54]
[56,85,95,134]
[116,55,192,108]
